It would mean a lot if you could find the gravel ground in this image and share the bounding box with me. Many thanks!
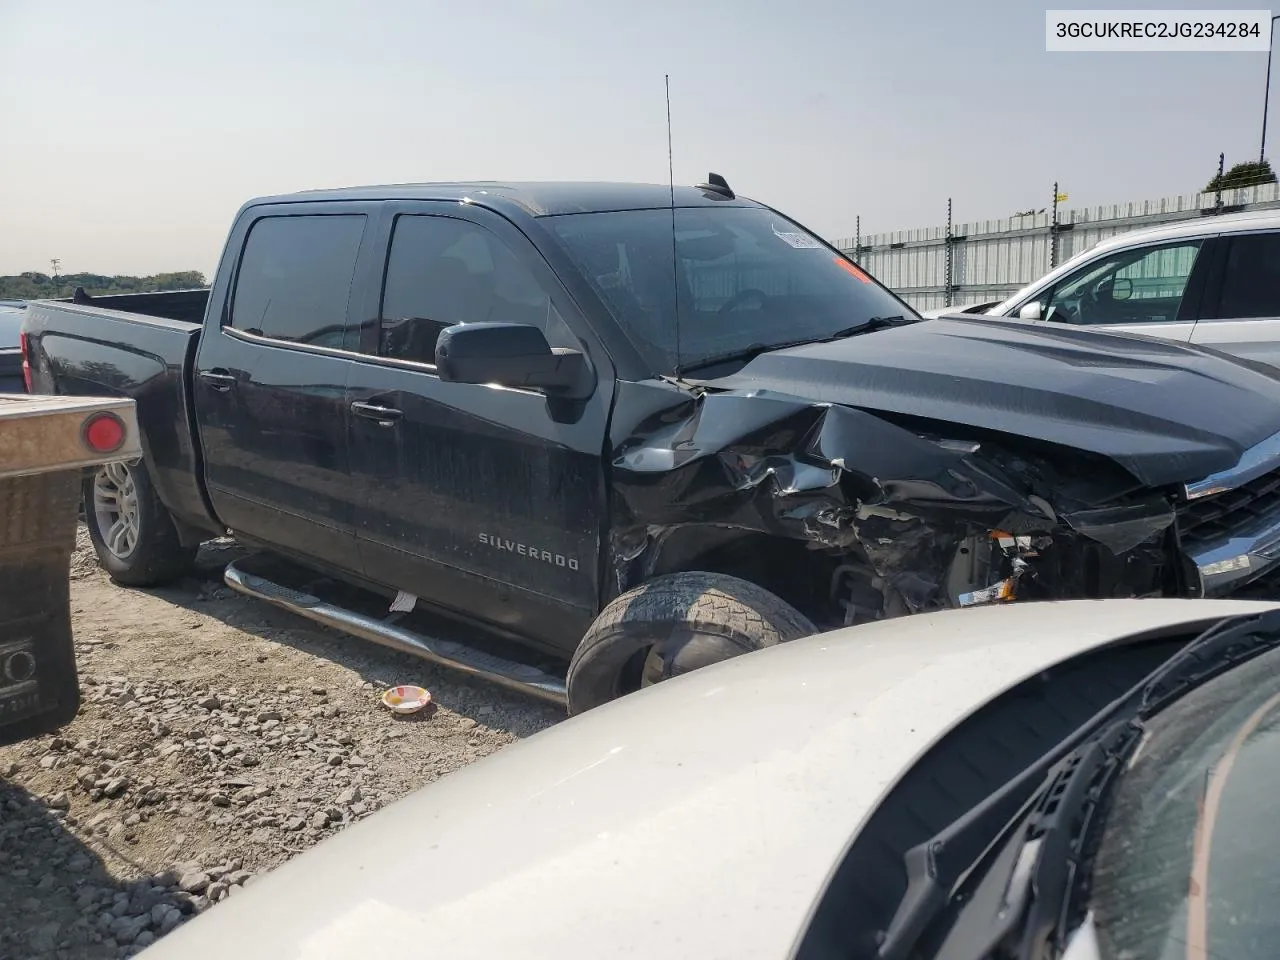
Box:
[0,529,564,959]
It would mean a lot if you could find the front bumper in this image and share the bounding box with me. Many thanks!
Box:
[1185,510,1280,596]
[1181,428,1280,597]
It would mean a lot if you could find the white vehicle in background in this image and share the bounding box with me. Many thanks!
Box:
[144,598,1280,960]
[920,299,1001,317]
[920,210,1280,369]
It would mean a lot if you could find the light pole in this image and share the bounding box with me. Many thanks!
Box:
[1261,15,1280,163]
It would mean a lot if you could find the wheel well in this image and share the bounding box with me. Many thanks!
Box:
[646,528,846,627]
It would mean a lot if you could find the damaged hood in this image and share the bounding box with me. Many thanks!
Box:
[140,601,1279,960]
[697,317,1280,487]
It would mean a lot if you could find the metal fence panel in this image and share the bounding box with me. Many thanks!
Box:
[838,183,1280,310]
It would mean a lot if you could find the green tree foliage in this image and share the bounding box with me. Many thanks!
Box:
[1206,160,1277,193]
[0,270,207,300]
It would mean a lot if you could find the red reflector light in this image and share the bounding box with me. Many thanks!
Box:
[82,412,126,454]
[19,332,32,393]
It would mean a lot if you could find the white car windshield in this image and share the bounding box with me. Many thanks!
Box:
[1089,643,1280,960]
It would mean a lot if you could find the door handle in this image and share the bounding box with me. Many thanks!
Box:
[351,400,403,425]
[199,369,236,391]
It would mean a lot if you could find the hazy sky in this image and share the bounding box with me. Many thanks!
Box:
[0,0,1269,277]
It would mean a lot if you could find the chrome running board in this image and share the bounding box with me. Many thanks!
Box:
[223,561,567,706]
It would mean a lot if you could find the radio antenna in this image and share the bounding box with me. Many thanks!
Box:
[665,74,683,379]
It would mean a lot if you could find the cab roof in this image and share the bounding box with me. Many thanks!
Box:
[248,181,760,218]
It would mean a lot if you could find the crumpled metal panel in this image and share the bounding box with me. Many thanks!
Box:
[613,387,1042,539]
[1061,499,1177,556]
[606,381,1177,615]
[696,316,1280,489]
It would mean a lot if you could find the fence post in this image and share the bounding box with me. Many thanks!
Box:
[1050,181,1059,270]
[1215,152,1225,212]
[855,215,860,262]
[944,197,953,308]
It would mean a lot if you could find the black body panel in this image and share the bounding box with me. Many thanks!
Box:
[21,298,220,537]
[697,316,1280,488]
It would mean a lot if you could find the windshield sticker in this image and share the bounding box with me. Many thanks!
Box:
[772,223,824,249]
[834,258,872,283]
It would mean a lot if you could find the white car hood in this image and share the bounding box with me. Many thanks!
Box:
[918,303,997,319]
[143,599,1277,960]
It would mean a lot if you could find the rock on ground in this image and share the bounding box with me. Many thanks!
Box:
[0,528,563,959]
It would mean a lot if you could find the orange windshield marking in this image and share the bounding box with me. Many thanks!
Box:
[834,258,872,283]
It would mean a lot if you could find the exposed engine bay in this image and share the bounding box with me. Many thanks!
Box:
[604,381,1237,629]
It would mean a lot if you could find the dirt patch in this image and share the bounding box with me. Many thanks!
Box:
[0,529,564,958]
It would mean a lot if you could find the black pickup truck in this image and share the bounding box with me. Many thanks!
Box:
[21,177,1280,713]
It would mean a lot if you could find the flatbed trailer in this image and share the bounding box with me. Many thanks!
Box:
[0,393,142,747]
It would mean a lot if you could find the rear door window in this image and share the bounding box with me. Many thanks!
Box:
[1215,232,1280,319]
[230,214,367,349]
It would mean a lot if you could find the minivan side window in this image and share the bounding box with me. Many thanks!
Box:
[1038,240,1203,326]
[1217,232,1280,319]
[378,215,574,365]
[230,215,367,349]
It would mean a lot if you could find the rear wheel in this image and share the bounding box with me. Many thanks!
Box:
[565,571,816,715]
[84,460,197,587]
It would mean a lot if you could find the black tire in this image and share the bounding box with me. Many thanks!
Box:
[83,459,198,587]
[566,571,817,715]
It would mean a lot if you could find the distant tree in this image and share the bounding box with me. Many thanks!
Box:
[1206,160,1277,192]
[78,360,124,387]
[1012,208,1047,217]
[0,270,208,300]
[149,271,206,290]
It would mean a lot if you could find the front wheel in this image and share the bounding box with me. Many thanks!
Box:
[84,460,197,587]
[565,571,816,715]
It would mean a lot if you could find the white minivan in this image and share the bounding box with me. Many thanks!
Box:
[922,210,1280,368]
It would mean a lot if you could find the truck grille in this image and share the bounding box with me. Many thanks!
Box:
[1177,467,1280,549]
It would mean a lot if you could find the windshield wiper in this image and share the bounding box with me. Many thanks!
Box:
[925,720,1141,960]
[874,607,1280,960]
[679,339,816,373]
[681,316,919,374]
[833,315,915,336]
[809,316,918,342]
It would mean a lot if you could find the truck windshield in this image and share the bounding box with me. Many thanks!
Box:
[543,206,914,374]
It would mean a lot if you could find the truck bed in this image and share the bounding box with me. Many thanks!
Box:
[21,293,221,540]
[61,288,210,326]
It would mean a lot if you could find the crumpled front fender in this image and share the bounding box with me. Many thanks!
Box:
[605,381,1175,615]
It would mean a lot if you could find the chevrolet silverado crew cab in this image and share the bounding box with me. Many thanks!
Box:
[21,177,1280,714]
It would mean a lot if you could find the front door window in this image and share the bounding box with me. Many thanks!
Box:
[1036,240,1204,326]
